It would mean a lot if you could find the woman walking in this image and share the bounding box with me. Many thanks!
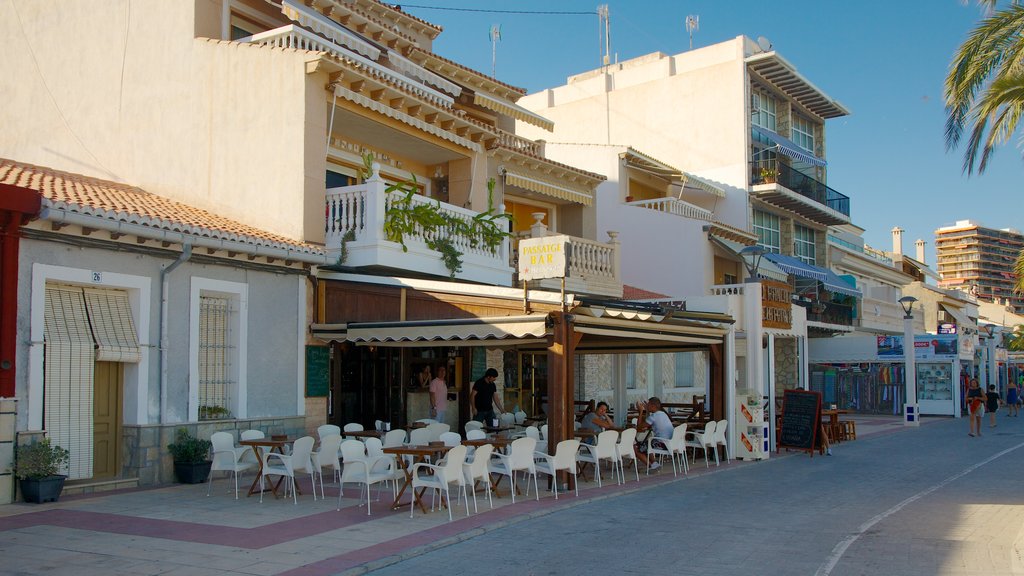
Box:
[1006,379,1019,417]
[986,385,1001,428]
[967,378,984,437]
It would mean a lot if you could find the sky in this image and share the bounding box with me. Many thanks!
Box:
[402,0,1022,263]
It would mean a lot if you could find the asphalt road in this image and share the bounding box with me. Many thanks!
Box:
[363,415,1024,576]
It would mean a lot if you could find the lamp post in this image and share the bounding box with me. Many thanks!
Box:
[739,245,766,282]
[899,296,919,427]
[740,244,769,456]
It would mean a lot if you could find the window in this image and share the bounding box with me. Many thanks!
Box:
[794,225,816,265]
[625,355,636,389]
[753,210,781,253]
[751,88,777,131]
[791,116,815,153]
[673,353,695,388]
[190,278,248,421]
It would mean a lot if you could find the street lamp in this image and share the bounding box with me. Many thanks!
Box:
[898,296,919,426]
[740,245,767,283]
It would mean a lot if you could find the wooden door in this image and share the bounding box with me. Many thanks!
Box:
[93,361,123,479]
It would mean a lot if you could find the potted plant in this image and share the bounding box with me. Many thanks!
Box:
[167,428,212,484]
[759,167,779,184]
[15,438,70,503]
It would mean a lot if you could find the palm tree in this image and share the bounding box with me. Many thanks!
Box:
[1007,324,1024,351]
[944,1,1024,176]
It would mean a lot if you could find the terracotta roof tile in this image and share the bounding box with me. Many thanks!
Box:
[0,158,324,256]
[622,285,670,300]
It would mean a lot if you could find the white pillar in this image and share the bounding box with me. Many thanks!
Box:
[725,322,737,461]
[765,333,776,451]
[904,314,919,426]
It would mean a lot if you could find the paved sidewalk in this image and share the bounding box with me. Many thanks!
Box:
[0,416,928,576]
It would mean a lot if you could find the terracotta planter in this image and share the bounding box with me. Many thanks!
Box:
[20,475,66,503]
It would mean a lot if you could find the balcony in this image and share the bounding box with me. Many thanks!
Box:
[858,297,905,334]
[827,234,894,265]
[510,214,622,298]
[627,197,713,221]
[325,168,512,285]
[794,299,854,328]
[750,161,850,226]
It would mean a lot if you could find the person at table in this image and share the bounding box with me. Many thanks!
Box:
[580,401,615,444]
[985,384,1001,428]
[470,368,505,424]
[429,365,449,423]
[967,378,984,437]
[633,397,673,470]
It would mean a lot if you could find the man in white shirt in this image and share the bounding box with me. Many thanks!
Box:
[634,397,673,470]
[429,365,449,423]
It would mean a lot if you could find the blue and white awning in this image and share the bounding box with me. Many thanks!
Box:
[763,253,861,297]
[752,125,827,167]
[822,270,862,298]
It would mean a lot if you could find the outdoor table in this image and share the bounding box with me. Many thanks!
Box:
[342,429,384,440]
[483,425,516,435]
[821,409,849,443]
[239,437,299,498]
[382,443,453,513]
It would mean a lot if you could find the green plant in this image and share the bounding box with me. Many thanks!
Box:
[14,438,70,480]
[428,236,463,278]
[199,405,232,420]
[167,428,211,464]
[759,167,779,183]
[338,228,356,265]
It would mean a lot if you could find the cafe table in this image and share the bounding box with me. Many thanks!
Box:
[342,429,384,440]
[238,437,299,498]
[382,444,453,513]
[820,409,849,443]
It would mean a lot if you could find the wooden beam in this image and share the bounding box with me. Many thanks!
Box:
[407,104,421,117]
[206,247,216,255]
[349,79,364,93]
[547,311,575,489]
[710,343,724,421]
[389,97,405,109]
[80,226,95,236]
[50,222,67,231]
[370,89,385,101]
[423,112,438,124]
[440,119,455,130]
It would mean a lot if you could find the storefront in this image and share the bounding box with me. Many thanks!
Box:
[809,334,961,417]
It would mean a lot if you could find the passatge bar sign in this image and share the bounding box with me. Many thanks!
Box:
[518,235,569,281]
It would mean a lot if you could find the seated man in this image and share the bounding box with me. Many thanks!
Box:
[580,401,615,444]
[634,397,673,471]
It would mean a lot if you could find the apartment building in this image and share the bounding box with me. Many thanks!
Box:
[935,220,1023,313]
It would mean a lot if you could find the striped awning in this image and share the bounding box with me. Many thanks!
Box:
[473,92,554,131]
[503,171,593,206]
[764,253,828,281]
[344,315,550,347]
[822,270,862,298]
[752,125,826,167]
[679,172,726,198]
[708,236,789,282]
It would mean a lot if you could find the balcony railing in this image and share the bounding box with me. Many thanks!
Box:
[325,166,512,285]
[794,299,854,326]
[491,128,542,156]
[750,161,850,217]
[510,217,622,298]
[828,234,894,265]
[627,197,713,221]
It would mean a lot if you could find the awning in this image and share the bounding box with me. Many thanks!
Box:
[621,149,726,198]
[821,270,862,298]
[752,125,826,167]
[503,171,593,206]
[763,253,828,281]
[473,92,554,131]
[940,303,977,333]
[710,237,789,282]
[345,315,550,347]
[678,172,726,198]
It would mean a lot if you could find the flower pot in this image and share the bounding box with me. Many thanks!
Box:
[19,475,66,503]
[173,461,212,484]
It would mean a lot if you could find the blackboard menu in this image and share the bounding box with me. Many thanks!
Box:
[779,389,821,455]
[305,345,330,397]
[471,347,487,382]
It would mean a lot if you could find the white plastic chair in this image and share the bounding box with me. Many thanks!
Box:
[648,424,689,476]
[714,419,730,462]
[514,411,528,425]
[577,429,618,487]
[466,429,487,441]
[426,422,450,442]
[338,439,396,515]
[291,436,319,499]
[411,445,469,521]
[208,431,254,499]
[317,424,341,441]
[499,412,516,428]
[313,434,343,497]
[408,427,432,446]
[439,431,462,447]
[260,436,314,504]
[414,418,437,425]
[540,424,548,441]
[382,429,407,448]
[365,437,403,498]
[488,437,539,503]
[465,421,484,434]
[239,429,265,467]
[343,423,364,440]
[534,439,581,499]
[615,427,640,483]
[685,420,718,468]
[463,443,495,513]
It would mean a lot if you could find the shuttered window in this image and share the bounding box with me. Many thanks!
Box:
[83,288,141,362]
[199,296,235,419]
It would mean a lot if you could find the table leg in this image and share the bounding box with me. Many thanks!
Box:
[246,446,264,497]
[389,455,417,510]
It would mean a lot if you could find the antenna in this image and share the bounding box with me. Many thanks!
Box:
[685,15,699,50]
[757,36,772,53]
[598,4,611,66]
[489,24,502,77]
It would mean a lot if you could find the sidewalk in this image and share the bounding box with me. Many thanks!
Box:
[0,416,923,576]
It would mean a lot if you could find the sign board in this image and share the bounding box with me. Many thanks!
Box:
[938,322,957,335]
[779,389,821,457]
[518,235,569,281]
[305,345,330,397]
[876,334,958,361]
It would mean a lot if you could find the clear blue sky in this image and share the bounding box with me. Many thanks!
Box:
[404,1,1022,262]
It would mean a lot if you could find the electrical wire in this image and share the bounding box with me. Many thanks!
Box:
[397,4,596,15]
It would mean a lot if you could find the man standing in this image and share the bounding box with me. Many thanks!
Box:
[429,365,449,423]
[470,368,504,424]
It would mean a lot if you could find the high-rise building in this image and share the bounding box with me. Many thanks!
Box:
[935,220,1023,313]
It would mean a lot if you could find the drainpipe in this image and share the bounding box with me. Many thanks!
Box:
[159,244,192,423]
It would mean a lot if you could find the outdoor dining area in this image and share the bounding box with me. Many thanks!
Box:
[203,404,733,522]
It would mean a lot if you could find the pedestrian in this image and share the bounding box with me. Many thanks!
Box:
[967,378,984,437]
[469,368,504,424]
[429,365,449,423]
[1006,378,1019,417]
[986,384,1001,428]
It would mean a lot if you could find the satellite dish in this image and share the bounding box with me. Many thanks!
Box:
[757,36,772,52]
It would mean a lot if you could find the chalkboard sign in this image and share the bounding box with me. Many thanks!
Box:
[471,347,487,381]
[305,346,330,397]
[779,389,821,456]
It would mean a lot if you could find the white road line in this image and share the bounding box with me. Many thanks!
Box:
[815,441,1024,576]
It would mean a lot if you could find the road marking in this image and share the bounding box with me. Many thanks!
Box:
[815,441,1024,576]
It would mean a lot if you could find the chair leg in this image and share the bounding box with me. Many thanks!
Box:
[207,470,215,497]
[445,488,453,522]
[365,482,371,516]
[509,473,516,504]
[533,472,539,501]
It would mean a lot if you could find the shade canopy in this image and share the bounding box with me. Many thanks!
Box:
[752,125,826,167]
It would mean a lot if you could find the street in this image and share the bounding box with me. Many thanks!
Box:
[365,416,1024,576]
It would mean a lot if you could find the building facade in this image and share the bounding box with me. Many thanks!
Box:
[935,220,1023,314]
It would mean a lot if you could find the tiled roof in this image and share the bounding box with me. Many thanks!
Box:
[622,285,670,300]
[409,47,527,97]
[0,158,325,257]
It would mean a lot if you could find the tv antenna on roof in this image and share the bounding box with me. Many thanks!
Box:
[598,4,611,66]
[489,24,501,77]
[685,15,699,50]
[757,36,773,53]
